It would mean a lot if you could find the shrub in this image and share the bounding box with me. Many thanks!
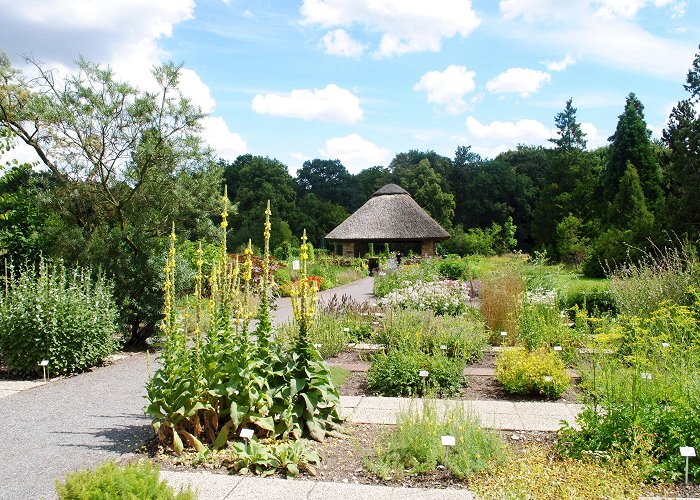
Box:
[495,347,570,399]
[367,350,465,397]
[0,259,119,377]
[377,308,488,362]
[369,402,506,480]
[55,460,194,500]
[518,296,583,363]
[439,256,468,280]
[559,285,618,317]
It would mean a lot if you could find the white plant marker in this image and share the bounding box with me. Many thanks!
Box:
[314,343,322,349]
[662,342,670,348]
[343,327,350,332]
[292,260,300,270]
[543,376,553,383]
[38,360,49,382]
[419,370,429,378]
[641,372,652,380]
[680,447,696,485]
[500,331,507,337]
[440,344,447,351]
[441,435,456,466]
[240,427,254,450]
[554,345,562,352]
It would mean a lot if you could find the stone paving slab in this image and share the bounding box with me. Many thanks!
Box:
[342,396,581,431]
[159,471,475,500]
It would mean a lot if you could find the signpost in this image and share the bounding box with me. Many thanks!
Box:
[681,447,696,485]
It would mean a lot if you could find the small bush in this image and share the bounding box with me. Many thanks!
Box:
[0,259,119,377]
[55,460,194,500]
[367,350,465,397]
[559,286,618,317]
[439,257,468,280]
[373,261,442,297]
[495,347,570,399]
[518,299,583,363]
[369,402,506,480]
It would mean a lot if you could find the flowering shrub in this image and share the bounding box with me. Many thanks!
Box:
[381,279,473,316]
[495,347,570,399]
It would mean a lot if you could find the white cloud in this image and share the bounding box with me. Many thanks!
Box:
[200,117,247,161]
[497,0,693,80]
[251,84,363,123]
[580,122,607,148]
[413,65,477,114]
[320,133,391,173]
[486,68,551,97]
[322,29,366,57]
[545,54,576,72]
[178,69,217,114]
[465,116,554,142]
[300,0,481,57]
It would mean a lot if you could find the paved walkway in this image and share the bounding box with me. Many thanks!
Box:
[159,470,474,500]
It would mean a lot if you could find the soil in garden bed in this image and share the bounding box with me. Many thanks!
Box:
[328,349,583,403]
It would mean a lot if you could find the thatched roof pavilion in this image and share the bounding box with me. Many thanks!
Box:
[326,183,450,258]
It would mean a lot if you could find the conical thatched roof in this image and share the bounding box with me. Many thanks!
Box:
[326,184,450,241]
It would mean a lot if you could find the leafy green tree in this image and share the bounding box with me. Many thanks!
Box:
[389,149,452,189]
[663,46,700,237]
[353,165,391,203]
[396,158,455,229]
[230,155,296,250]
[295,159,360,211]
[293,193,348,248]
[0,54,221,344]
[555,214,589,265]
[605,93,663,210]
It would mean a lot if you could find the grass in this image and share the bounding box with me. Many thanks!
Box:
[368,401,506,480]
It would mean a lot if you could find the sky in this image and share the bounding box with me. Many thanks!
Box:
[1,0,698,174]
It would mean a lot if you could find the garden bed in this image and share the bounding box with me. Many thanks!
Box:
[328,349,582,403]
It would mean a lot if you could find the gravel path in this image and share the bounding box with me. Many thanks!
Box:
[0,277,376,500]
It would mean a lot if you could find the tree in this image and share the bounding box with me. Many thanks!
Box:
[609,161,653,231]
[605,93,663,210]
[389,150,453,189]
[396,158,455,229]
[354,165,391,201]
[295,159,360,211]
[663,46,700,236]
[0,54,221,344]
[549,98,587,151]
[230,155,296,250]
[293,193,348,248]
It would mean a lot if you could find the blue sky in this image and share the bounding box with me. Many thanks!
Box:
[1,0,698,173]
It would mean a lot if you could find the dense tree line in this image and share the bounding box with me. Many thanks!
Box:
[2,47,700,343]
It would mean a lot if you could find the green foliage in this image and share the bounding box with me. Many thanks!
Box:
[559,285,618,317]
[582,227,637,278]
[608,243,699,317]
[377,308,488,362]
[367,350,465,397]
[0,259,119,377]
[146,205,343,461]
[225,439,320,477]
[0,55,222,345]
[555,214,589,265]
[518,300,582,361]
[438,255,469,280]
[55,460,194,500]
[396,158,455,229]
[558,299,700,482]
[495,347,570,399]
[369,402,506,480]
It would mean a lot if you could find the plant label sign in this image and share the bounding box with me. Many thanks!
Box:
[240,428,254,439]
[641,372,652,380]
[39,360,49,366]
[343,327,350,332]
[440,344,447,350]
[500,331,507,337]
[543,376,553,382]
[292,260,300,270]
[680,447,696,457]
[419,370,429,378]
[441,435,456,446]
[662,342,670,348]
[554,346,562,351]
